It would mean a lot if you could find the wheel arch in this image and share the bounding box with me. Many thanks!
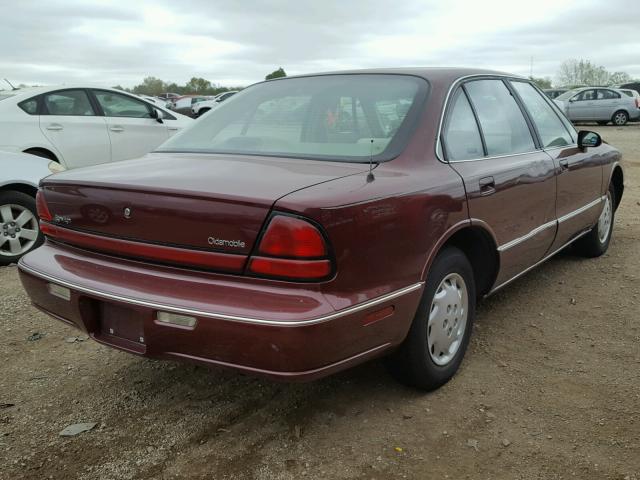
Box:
[22,147,59,163]
[0,183,38,198]
[609,164,624,209]
[421,221,500,298]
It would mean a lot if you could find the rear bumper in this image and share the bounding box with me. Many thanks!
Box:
[18,242,423,381]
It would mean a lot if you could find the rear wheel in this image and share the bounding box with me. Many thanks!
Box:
[612,110,628,126]
[0,191,43,265]
[197,108,211,118]
[387,247,476,391]
[574,183,615,258]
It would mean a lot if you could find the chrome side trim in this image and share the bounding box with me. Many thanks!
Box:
[496,196,604,252]
[488,228,590,296]
[18,262,424,327]
[557,196,604,223]
[497,220,557,252]
[448,149,542,164]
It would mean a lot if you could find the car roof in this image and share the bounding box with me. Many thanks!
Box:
[0,85,133,100]
[266,67,524,85]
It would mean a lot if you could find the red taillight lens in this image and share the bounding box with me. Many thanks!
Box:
[249,214,332,281]
[35,190,52,222]
[258,215,327,258]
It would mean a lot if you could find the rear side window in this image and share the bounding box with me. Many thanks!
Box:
[43,90,95,116]
[511,82,574,148]
[18,97,38,115]
[598,89,620,100]
[575,90,596,101]
[94,90,152,118]
[443,89,484,161]
[465,80,535,156]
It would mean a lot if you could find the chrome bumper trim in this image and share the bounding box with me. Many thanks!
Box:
[18,261,423,327]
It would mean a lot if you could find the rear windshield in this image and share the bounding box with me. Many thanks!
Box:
[158,74,428,162]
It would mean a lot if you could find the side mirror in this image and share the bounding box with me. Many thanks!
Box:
[578,130,602,150]
[151,108,164,124]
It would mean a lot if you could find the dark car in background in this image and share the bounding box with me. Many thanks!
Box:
[20,68,623,391]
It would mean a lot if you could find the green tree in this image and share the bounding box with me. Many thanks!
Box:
[265,67,286,80]
[608,71,632,86]
[184,77,212,93]
[528,76,552,89]
[132,76,166,96]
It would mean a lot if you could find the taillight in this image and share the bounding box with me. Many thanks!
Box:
[248,214,332,281]
[35,190,52,222]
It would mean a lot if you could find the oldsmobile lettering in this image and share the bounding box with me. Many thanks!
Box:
[207,237,246,249]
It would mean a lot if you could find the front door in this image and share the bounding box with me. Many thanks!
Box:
[91,90,170,162]
[442,79,557,287]
[508,81,603,253]
[566,89,596,121]
[38,89,111,168]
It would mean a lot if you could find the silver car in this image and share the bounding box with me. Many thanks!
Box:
[554,87,640,125]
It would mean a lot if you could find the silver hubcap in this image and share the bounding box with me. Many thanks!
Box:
[614,113,626,125]
[597,193,612,243]
[427,273,468,366]
[0,204,39,257]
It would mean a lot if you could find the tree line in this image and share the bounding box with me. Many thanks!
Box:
[116,68,287,97]
[529,59,636,90]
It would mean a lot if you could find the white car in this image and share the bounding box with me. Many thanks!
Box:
[0,86,192,169]
[0,151,63,264]
[191,91,238,117]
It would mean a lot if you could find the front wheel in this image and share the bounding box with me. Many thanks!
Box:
[574,183,615,258]
[386,247,476,391]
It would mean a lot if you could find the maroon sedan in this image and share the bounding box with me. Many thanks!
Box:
[19,69,624,390]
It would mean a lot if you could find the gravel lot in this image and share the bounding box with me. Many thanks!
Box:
[1,124,639,480]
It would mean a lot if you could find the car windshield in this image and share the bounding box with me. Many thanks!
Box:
[158,74,428,162]
[555,89,582,101]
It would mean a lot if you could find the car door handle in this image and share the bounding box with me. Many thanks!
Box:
[559,159,569,172]
[109,126,124,133]
[46,124,63,131]
[479,176,496,196]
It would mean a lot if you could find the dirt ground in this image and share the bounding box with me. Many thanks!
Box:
[1,124,639,480]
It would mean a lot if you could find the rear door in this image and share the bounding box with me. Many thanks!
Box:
[91,89,170,162]
[595,89,620,120]
[39,89,111,168]
[442,78,557,287]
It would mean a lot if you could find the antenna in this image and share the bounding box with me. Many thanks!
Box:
[4,79,17,90]
[367,138,375,183]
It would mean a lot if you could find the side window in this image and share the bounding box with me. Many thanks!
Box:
[465,80,535,156]
[443,89,484,161]
[598,89,620,100]
[18,97,38,115]
[94,91,152,118]
[511,82,573,148]
[575,90,596,101]
[43,90,95,116]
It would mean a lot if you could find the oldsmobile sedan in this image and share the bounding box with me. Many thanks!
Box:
[19,68,624,390]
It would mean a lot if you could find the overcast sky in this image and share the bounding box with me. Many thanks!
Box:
[1,0,638,89]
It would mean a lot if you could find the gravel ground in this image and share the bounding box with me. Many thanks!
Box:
[1,124,639,480]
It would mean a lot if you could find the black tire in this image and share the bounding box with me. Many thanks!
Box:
[0,190,43,266]
[597,121,608,126]
[611,110,628,126]
[386,247,476,391]
[197,108,211,118]
[574,182,615,258]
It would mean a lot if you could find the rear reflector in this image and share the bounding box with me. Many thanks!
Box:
[36,190,52,222]
[248,257,331,280]
[156,311,197,328]
[47,282,70,301]
[40,222,246,272]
